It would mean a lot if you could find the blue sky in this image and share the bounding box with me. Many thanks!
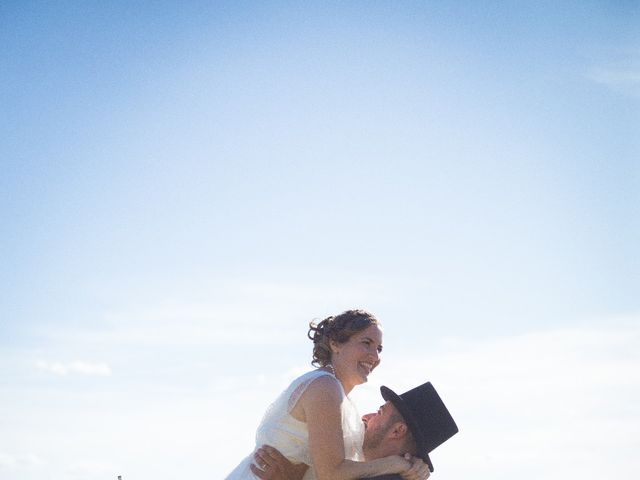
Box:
[1,1,639,479]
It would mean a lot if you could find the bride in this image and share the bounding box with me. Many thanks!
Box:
[224,310,427,480]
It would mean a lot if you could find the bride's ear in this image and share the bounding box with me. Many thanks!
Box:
[329,340,340,355]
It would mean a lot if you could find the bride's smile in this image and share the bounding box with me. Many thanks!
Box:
[331,324,383,392]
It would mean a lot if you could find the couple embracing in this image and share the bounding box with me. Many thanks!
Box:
[224,310,458,480]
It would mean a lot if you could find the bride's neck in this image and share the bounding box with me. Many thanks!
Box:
[321,365,355,394]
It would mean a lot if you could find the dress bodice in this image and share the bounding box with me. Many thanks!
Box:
[224,369,364,479]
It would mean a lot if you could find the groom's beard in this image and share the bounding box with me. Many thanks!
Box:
[362,421,393,454]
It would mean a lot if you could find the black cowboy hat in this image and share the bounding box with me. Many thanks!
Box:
[380,382,458,472]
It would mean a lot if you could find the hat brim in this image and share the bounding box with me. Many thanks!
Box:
[380,385,434,473]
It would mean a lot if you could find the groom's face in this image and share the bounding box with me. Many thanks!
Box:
[362,401,400,451]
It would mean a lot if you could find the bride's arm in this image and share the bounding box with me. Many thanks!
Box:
[301,376,411,480]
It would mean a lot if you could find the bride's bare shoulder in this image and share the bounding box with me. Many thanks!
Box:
[289,373,342,421]
[308,372,341,391]
[302,373,343,405]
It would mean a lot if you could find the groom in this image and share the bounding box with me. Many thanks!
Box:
[251,381,458,480]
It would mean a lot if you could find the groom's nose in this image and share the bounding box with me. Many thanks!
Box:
[362,413,375,425]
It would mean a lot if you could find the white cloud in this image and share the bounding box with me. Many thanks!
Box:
[64,460,113,480]
[0,452,42,470]
[35,360,112,376]
[0,453,18,470]
[588,67,640,98]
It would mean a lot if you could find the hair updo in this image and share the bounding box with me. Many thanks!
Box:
[308,309,380,367]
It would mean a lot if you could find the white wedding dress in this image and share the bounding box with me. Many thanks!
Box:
[224,369,364,479]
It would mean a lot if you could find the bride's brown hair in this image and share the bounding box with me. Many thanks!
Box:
[308,309,380,367]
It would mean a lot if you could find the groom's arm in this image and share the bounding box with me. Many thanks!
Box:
[367,455,430,480]
[365,476,403,480]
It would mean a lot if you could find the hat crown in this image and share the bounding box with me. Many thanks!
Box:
[380,381,458,472]
[398,382,458,452]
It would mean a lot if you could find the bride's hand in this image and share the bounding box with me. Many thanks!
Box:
[383,454,413,474]
[399,453,431,480]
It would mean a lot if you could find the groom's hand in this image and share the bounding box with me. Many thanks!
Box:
[250,445,309,480]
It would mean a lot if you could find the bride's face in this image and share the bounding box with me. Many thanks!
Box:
[331,324,383,391]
